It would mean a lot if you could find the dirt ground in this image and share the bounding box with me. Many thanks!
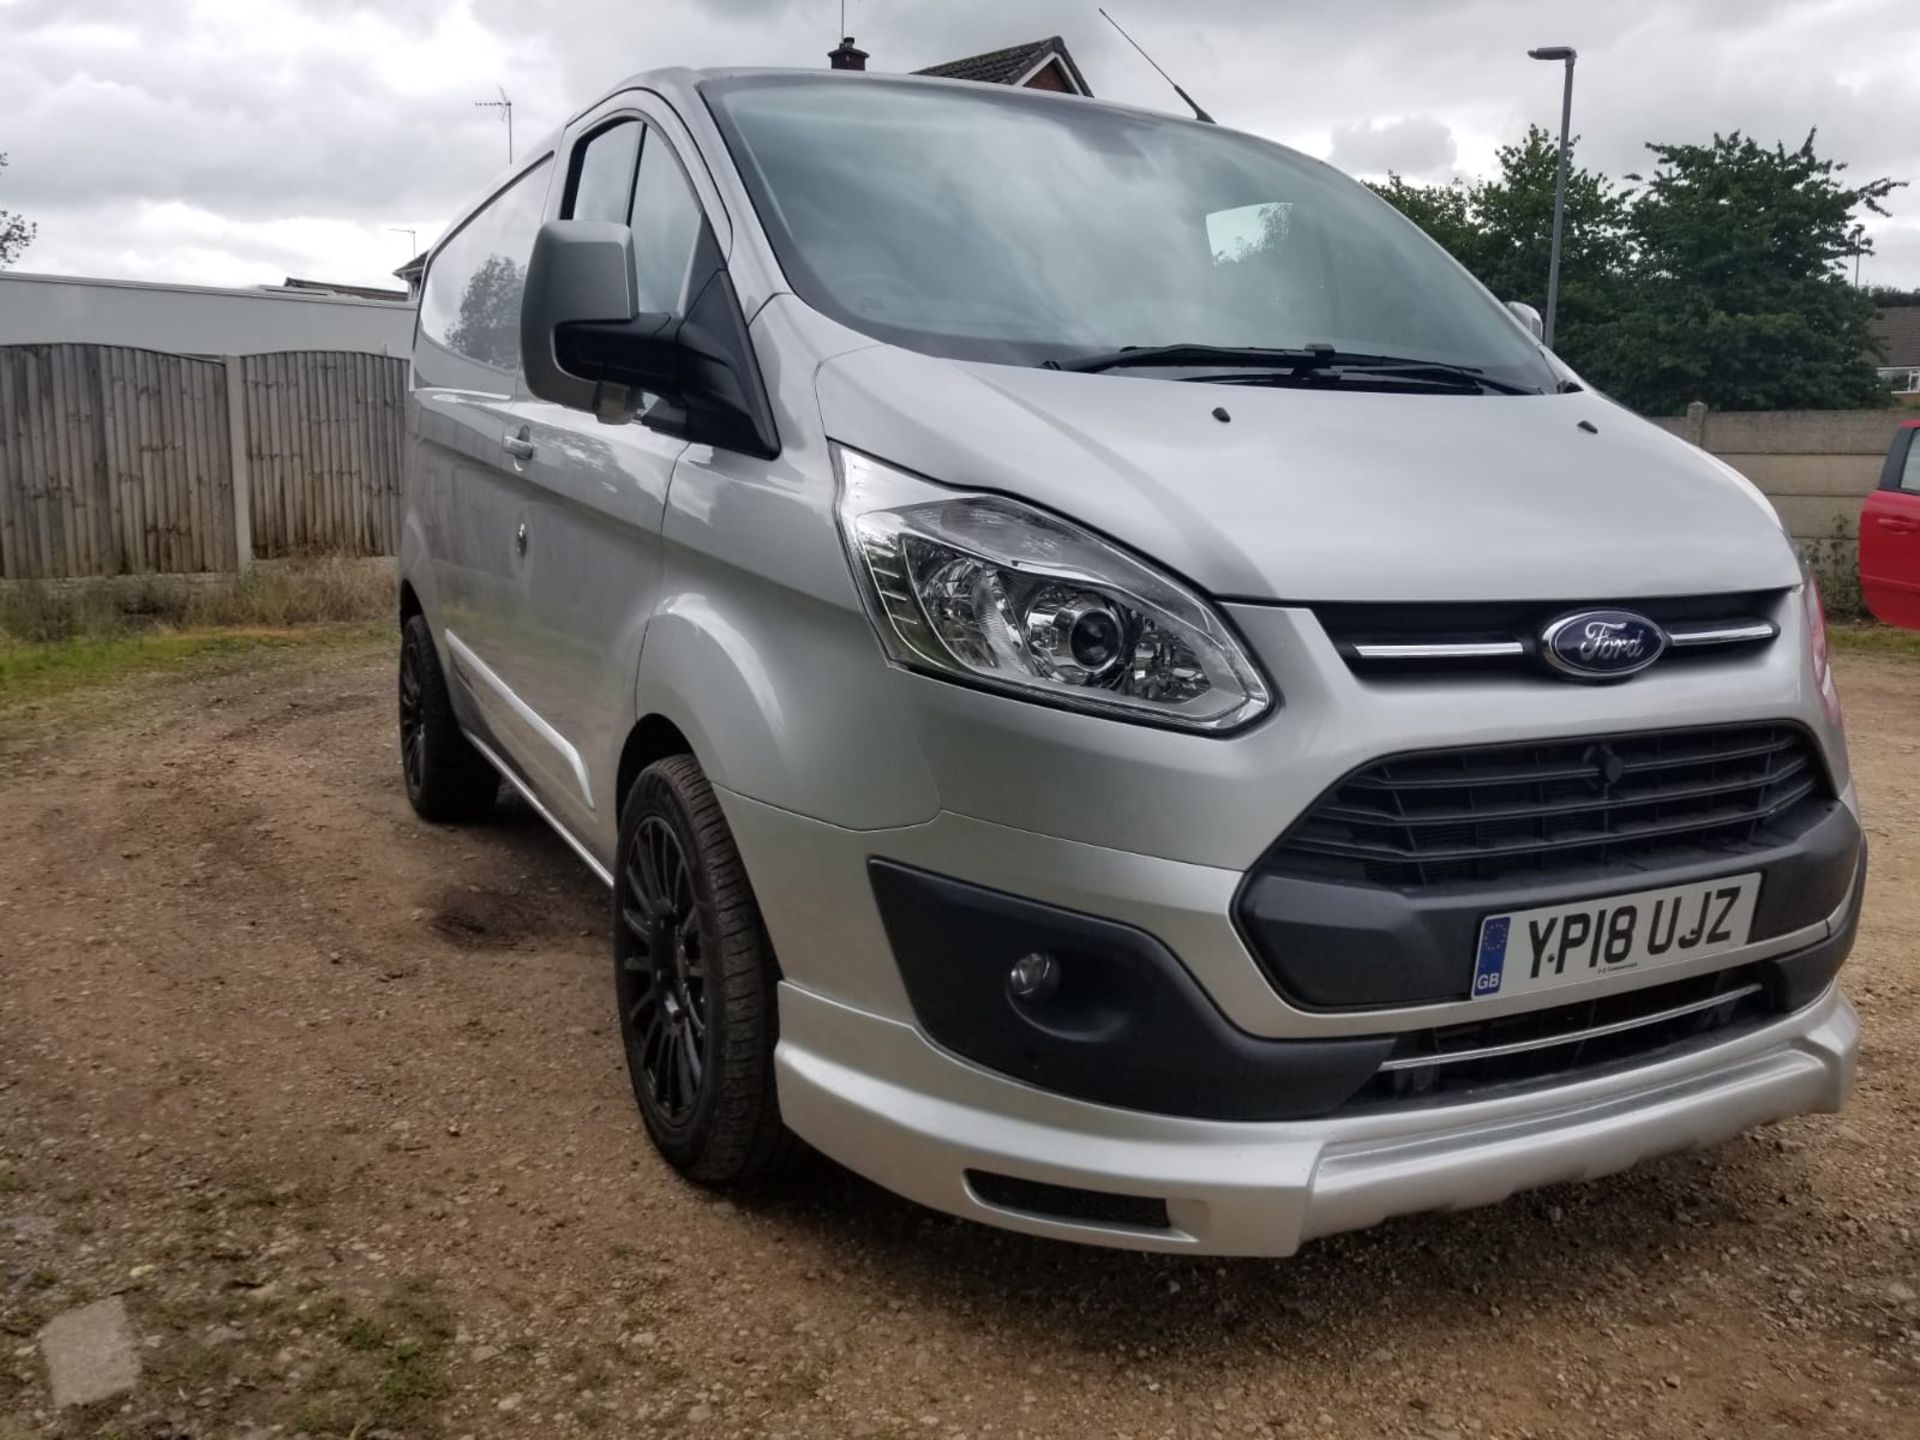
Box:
[1,636,1917,1440]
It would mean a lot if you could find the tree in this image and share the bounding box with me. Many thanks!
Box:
[1369,174,1481,260]
[0,152,34,268]
[1371,127,1634,384]
[1371,128,1899,414]
[1583,132,1899,413]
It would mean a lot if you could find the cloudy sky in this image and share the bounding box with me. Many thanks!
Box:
[4,0,1918,292]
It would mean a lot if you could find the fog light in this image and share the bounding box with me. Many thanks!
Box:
[1007,952,1061,1002]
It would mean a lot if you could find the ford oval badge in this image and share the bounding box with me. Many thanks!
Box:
[1540,609,1667,681]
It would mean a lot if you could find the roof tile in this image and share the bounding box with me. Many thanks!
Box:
[915,36,1091,95]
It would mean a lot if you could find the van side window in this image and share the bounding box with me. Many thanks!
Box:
[566,120,642,224]
[628,133,705,315]
[417,157,553,387]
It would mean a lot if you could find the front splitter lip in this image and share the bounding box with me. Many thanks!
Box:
[774,980,1858,1258]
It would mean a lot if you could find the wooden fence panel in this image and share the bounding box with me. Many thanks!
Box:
[0,343,234,578]
[243,350,406,559]
[0,343,405,576]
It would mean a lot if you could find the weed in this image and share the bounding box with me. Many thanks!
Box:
[1799,516,1868,620]
[288,1402,345,1435]
[312,1281,457,1429]
[0,557,393,644]
[181,556,395,629]
[340,1315,394,1353]
[0,1171,23,1195]
[380,1339,450,1410]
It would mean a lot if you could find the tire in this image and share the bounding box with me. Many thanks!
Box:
[398,614,498,823]
[614,753,795,1185]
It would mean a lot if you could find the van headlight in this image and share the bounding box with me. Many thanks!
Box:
[834,447,1272,732]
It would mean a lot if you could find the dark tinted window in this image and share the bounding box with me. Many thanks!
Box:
[418,158,552,387]
[567,120,641,224]
[629,133,704,314]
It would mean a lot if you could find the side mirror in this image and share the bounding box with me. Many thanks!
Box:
[519,219,779,457]
[1506,300,1544,342]
[521,220,673,416]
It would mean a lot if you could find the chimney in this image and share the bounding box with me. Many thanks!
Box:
[828,36,868,70]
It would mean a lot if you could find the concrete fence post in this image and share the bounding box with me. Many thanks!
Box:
[223,356,253,570]
[1683,400,1709,449]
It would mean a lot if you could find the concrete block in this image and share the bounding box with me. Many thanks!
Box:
[38,1296,139,1409]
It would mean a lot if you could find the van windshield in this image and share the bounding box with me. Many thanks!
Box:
[705,75,1555,391]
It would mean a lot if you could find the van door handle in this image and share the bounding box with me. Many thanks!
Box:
[1878,516,1918,534]
[502,428,535,461]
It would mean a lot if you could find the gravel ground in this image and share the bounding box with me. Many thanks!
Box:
[1,636,1916,1440]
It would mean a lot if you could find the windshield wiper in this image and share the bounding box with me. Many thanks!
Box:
[1043,343,1540,395]
[1044,343,1320,374]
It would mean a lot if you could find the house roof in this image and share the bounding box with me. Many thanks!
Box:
[915,36,1092,95]
[1872,306,1920,368]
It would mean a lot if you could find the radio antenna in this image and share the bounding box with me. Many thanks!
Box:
[475,86,514,164]
[1099,9,1214,123]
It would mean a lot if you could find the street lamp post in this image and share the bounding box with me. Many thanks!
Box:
[1528,45,1577,348]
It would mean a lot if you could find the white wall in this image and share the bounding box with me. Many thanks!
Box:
[0,271,416,357]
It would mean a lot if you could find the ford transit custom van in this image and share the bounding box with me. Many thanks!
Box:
[396,68,1864,1255]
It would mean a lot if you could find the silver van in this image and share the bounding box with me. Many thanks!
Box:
[397,67,1864,1255]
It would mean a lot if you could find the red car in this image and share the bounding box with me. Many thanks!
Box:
[1860,418,1920,629]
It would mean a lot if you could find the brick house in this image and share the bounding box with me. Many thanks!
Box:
[828,34,1094,97]
[1871,306,1920,397]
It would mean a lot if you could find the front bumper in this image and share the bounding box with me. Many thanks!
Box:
[776,978,1858,1256]
[724,782,1865,1255]
[718,594,1863,1253]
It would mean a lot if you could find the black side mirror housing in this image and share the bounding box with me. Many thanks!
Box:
[520,219,779,458]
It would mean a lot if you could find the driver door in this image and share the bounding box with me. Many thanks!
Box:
[491,98,716,852]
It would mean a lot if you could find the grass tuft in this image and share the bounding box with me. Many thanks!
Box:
[1831,621,1920,655]
[0,623,387,710]
[340,1315,395,1353]
[0,556,393,644]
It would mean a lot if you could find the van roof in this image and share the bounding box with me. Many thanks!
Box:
[561,64,1201,137]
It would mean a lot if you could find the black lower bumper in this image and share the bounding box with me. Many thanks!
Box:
[868,861,1395,1121]
[1234,799,1864,1011]
[868,839,1864,1124]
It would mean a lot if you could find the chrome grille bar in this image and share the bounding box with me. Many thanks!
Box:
[1340,612,1777,667]
[1665,620,1779,647]
[1351,640,1527,660]
[1376,982,1766,1072]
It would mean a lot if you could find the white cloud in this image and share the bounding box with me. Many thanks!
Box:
[2,0,1919,289]
[1326,118,1460,181]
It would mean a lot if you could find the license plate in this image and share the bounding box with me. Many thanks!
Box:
[1471,873,1760,1001]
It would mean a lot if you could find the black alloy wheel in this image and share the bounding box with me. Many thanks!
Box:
[613,754,795,1183]
[619,815,708,1125]
[399,639,428,795]
[397,613,498,823]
